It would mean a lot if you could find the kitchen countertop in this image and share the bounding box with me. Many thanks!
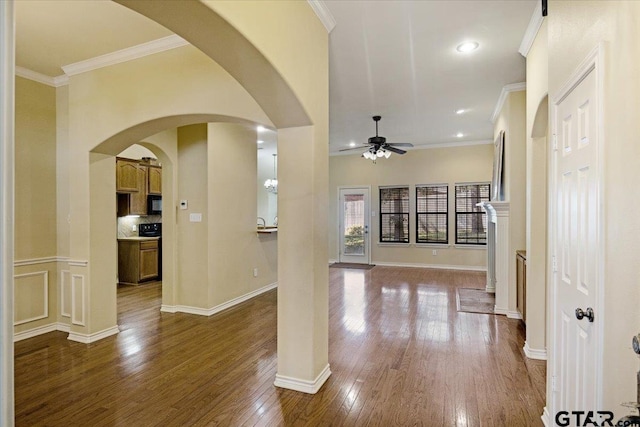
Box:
[257,228,278,234]
[118,236,161,241]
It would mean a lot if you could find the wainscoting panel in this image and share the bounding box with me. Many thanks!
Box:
[60,270,71,318]
[71,274,85,326]
[14,271,48,325]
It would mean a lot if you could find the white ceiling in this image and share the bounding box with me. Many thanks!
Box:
[14,0,536,154]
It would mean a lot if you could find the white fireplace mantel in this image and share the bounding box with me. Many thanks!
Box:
[478,201,515,317]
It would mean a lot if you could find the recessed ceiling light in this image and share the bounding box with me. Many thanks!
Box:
[455,109,466,115]
[456,132,464,138]
[257,140,264,144]
[349,142,356,147]
[456,41,479,53]
[257,125,266,132]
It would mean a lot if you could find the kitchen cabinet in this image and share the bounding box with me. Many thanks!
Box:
[118,238,159,284]
[116,158,140,192]
[516,250,526,322]
[148,165,162,195]
[117,164,147,216]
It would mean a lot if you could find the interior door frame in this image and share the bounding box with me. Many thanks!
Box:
[337,186,371,265]
[548,43,605,418]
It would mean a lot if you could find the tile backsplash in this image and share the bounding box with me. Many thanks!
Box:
[117,215,162,238]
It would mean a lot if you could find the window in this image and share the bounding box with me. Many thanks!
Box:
[416,185,448,244]
[379,187,409,243]
[455,183,490,245]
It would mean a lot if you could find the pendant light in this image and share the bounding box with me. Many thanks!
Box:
[264,153,278,194]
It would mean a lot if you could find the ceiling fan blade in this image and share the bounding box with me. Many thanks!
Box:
[387,142,413,147]
[384,145,406,155]
[339,145,370,152]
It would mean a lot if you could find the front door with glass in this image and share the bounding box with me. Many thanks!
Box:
[339,188,370,264]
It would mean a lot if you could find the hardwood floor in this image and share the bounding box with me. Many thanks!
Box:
[15,267,545,426]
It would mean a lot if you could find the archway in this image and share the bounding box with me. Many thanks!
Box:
[524,94,549,359]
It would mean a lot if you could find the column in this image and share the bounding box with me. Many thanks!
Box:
[0,0,15,422]
[488,201,512,316]
[275,126,330,393]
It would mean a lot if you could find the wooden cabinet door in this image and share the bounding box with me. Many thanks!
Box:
[116,159,139,192]
[139,242,159,281]
[129,165,147,215]
[148,166,162,195]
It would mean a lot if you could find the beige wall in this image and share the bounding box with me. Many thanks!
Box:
[177,125,210,307]
[525,20,549,356]
[14,76,59,335]
[546,0,640,412]
[208,122,277,306]
[329,144,493,269]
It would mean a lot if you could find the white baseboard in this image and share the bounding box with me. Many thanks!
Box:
[494,306,509,316]
[507,310,523,320]
[373,261,486,272]
[161,282,277,317]
[13,322,70,342]
[274,363,331,394]
[68,325,119,344]
[524,341,548,360]
[541,406,550,427]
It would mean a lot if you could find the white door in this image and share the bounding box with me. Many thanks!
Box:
[551,58,602,415]
[339,188,370,264]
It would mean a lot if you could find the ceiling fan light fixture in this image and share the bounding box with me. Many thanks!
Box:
[456,41,479,53]
[384,150,391,159]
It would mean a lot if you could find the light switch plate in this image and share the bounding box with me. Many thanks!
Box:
[180,200,188,210]
[189,213,202,222]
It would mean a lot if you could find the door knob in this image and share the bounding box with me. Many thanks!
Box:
[575,307,595,322]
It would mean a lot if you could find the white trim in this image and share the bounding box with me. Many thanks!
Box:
[62,34,188,76]
[524,341,548,360]
[161,282,277,316]
[14,256,68,267]
[14,66,68,87]
[377,243,410,247]
[13,322,70,342]
[13,271,48,325]
[274,363,331,394]
[68,259,88,267]
[328,259,338,265]
[71,274,85,326]
[506,310,522,320]
[373,261,486,272]
[494,306,508,316]
[491,82,527,124]
[330,139,492,156]
[67,326,119,344]
[541,407,550,427]
[414,243,451,249]
[307,1,336,33]
[518,2,544,58]
[0,1,15,421]
[60,270,71,318]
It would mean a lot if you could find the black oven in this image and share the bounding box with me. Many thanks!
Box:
[147,195,162,215]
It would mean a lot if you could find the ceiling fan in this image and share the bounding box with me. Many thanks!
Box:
[340,116,413,160]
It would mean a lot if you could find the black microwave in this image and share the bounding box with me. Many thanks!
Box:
[147,195,162,215]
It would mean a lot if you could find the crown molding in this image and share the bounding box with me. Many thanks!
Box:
[329,139,492,156]
[518,2,544,58]
[307,0,336,33]
[62,34,189,77]
[491,82,527,123]
[15,66,68,87]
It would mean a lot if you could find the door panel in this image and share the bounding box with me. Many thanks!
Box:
[339,188,370,264]
[553,67,599,414]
